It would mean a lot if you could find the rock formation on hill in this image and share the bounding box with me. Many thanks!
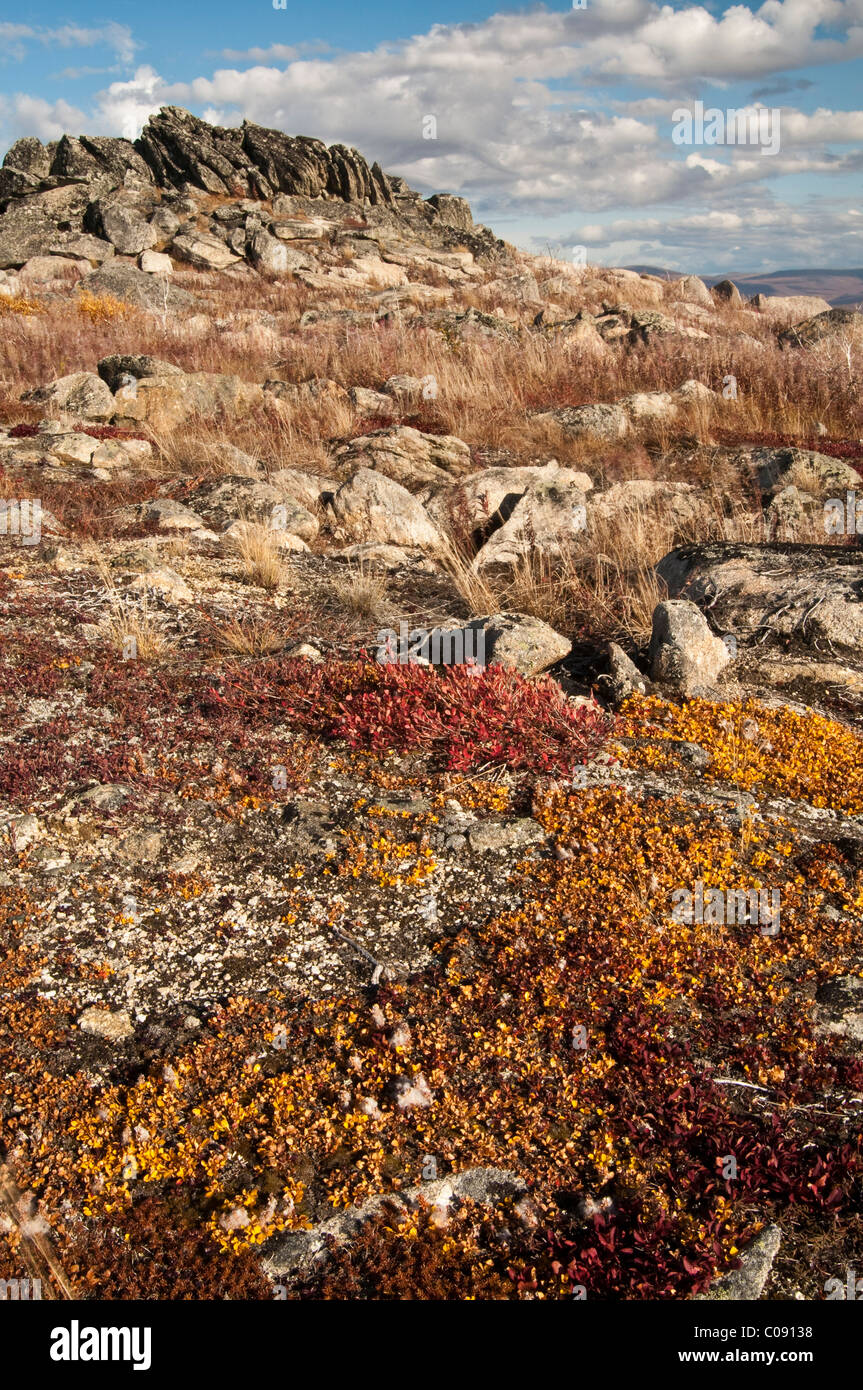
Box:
[0,105,497,272]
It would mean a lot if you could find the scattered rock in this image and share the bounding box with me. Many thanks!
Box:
[139,250,173,275]
[335,426,472,491]
[537,401,629,441]
[473,478,587,568]
[126,567,194,603]
[752,292,832,320]
[712,278,743,307]
[78,1007,135,1043]
[186,476,318,539]
[604,642,647,704]
[1,813,42,851]
[468,818,545,853]
[170,231,241,270]
[694,1225,781,1301]
[657,543,863,662]
[778,307,863,350]
[97,353,183,392]
[648,599,732,694]
[814,975,863,1046]
[329,468,443,549]
[386,1073,434,1110]
[673,274,713,308]
[82,260,196,313]
[465,611,572,676]
[113,371,264,432]
[22,371,115,421]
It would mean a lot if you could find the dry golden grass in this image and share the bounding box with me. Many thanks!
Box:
[786,454,838,496]
[228,521,284,591]
[0,294,44,318]
[437,538,498,615]
[2,262,859,471]
[209,614,285,656]
[436,483,820,642]
[102,599,174,661]
[328,561,388,618]
[86,546,173,659]
[76,292,136,325]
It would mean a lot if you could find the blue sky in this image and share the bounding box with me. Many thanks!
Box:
[2,1,862,273]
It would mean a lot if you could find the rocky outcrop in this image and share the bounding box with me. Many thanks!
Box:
[0,107,503,291]
[657,542,863,660]
[465,612,572,676]
[778,307,863,350]
[1,105,397,213]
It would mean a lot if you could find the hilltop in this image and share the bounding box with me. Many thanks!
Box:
[628,265,863,309]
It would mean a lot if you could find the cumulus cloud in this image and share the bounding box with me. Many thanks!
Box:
[552,200,863,272]
[0,93,89,142]
[0,21,138,65]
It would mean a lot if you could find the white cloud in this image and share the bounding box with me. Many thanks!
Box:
[2,94,88,142]
[219,45,301,63]
[0,21,138,65]
[553,198,863,271]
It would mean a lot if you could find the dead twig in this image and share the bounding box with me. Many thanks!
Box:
[0,1154,75,1299]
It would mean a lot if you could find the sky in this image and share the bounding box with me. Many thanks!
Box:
[1,0,862,274]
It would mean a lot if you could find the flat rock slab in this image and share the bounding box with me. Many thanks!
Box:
[657,542,863,660]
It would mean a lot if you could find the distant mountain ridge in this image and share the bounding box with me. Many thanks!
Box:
[625,265,863,308]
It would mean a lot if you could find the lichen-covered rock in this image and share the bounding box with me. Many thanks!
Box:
[185,476,318,539]
[97,354,184,392]
[22,371,115,421]
[113,372,264,432]
[648,599,732,694]
[335,427,472,491]
[78,1007,135,1043]
[81,260,196,313]
[473,479,588,568]
[778,307,863,349]
[694,1226,781,1301]
[329,468,443,549]
[536,401,630,441]
[465,611,572,676]
[657,542,863,659]
[170,231,241,270]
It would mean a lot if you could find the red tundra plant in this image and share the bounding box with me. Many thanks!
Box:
[7,422,148,442]
[333,662,611,772]
[202,659,611,775]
